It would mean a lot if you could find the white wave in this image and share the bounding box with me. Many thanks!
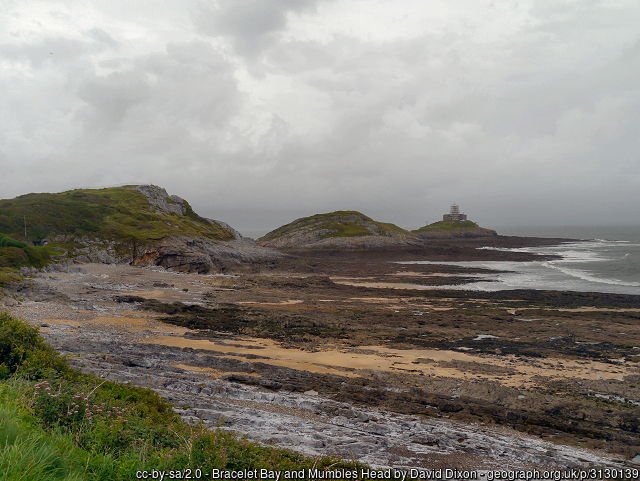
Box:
[543,261,640,287]
[552,250,608,263]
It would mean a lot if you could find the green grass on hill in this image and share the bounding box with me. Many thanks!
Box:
[412,220,484,232]
[0,186,235,248]
[261,211,408,241]
[1,233,60,269]
[0,313,368,480]
[0,271,21,288]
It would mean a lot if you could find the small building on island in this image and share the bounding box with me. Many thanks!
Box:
[443,203,467,222]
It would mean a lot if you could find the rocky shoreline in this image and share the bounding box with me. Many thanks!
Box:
[3,256,639,471]
[43,329,627,471]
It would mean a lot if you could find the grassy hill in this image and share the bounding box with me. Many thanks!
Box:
[0,185,235,245]
[259,211,409,247]
[0,185,240,266]
[412,220,497,237]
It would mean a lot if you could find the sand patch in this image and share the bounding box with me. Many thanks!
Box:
[335,280,436,290]
[117,289,193,302]
[390,272,464,277]
[348,297,455,311]
[142,335,636,388]
[237,300,303,306]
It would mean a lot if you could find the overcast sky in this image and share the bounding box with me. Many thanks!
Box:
[1,0,639,235]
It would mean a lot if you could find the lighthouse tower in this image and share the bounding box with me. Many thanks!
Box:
[443,204,467,221]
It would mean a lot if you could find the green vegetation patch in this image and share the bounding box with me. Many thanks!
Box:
[0,271,21,287]
[0,312,69,380]
[413,220,487,232]
[261,211,408,241]
[0,403,102,481]
[0,186,235,248]
[0,234,53,268]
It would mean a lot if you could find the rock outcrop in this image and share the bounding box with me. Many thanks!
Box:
[130,235,282,273]
[46,334,626,471]
[135,185,188,216]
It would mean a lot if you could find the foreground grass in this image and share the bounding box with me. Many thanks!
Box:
[0,312,365,480]
[0,401,97,481]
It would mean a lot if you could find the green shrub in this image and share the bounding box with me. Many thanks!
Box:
[24,246,51,268]
[0,246,29,268]
[0,234,27,248]
[0,313,68,379]
[0,234,52,268]
[0,271,21,287]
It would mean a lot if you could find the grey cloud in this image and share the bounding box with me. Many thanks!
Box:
[86,28,120,49]
[2,1,640,232]
[0,37,87,68]
[77,70,150,130]
[75,39,239,137]
[194,0,329,57]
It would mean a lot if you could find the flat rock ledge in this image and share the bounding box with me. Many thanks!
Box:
[45,332,628,473]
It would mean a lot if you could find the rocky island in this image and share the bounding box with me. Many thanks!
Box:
[1,186,639,473]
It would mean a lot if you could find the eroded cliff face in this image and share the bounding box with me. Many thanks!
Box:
[129,235,282,273]
[55,233,282,273]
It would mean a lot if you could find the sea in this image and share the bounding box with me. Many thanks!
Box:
[402,226,640,295]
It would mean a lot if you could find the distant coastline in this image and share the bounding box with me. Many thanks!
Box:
[404,225,640,295]
[492,225,640,241]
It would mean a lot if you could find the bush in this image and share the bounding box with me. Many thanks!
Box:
[0,246,30,268]
[0,234,27,248]
[0,233,52,268]
[24,246,51,268]
[0,313,68,379]
[0,271,21,287]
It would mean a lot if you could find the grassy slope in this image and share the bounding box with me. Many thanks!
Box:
[412,220,494,234]
[260,211,408,242]
[0,186,235,247]
[0,233,62,270]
